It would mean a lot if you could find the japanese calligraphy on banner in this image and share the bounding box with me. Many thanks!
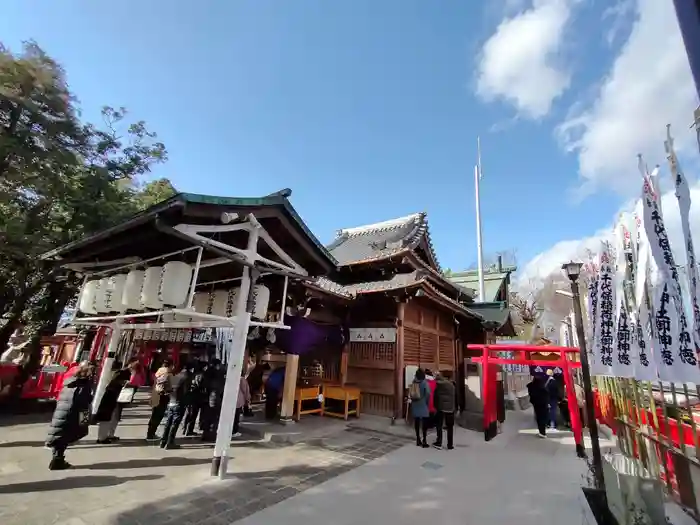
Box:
[593,242,614,376]
[612,219,634,378]
[672,140,700,354]
[642,172,700,383]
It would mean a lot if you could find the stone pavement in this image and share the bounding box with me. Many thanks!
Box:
[233,410,616,525]
[0,398,610,525]
[0,398,412,525]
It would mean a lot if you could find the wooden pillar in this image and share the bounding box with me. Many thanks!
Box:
[394,301,405,420]
[340,349,348,386]
[280,354,299,421]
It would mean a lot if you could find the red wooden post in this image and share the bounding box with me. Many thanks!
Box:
[481,345,490,439]
[562,356,584,457]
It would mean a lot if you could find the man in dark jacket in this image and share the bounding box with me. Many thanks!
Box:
[46,361,95,470]
[200,360,225,442]
[183,360,206,436]
[528,376,550,438]
[545,370,560,431]
[160,365,192,450]
[432,372,456,450]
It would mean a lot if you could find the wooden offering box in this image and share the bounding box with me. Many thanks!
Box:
[322,383,361,420]
[294,385,323,421]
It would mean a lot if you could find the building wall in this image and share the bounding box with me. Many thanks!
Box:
[403,298,456,374]
[346,296,398,417]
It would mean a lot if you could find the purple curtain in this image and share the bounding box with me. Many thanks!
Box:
[274,315,346,356]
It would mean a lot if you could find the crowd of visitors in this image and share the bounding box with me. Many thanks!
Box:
[43,356,259,470]
[408,368,456,450]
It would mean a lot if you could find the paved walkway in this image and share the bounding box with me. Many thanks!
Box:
[233,411,613,525]
[0,399,609,525]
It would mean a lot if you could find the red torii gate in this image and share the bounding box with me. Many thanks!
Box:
[466,343,585,457]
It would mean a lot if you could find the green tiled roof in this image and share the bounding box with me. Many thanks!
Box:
[446,267,515,302]
[467,301,516,336]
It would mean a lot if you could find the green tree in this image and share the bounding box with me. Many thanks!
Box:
[133,177,178,210]
[0,41,172,368]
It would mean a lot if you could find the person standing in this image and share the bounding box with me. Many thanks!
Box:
[545,369,560,431]
[160,364,191,450]
[45,361,95,470]
[264,365,285,420]
[201,360,224,442]
[409,368,430,448]
[146,359,173,441]
[232,374,251,438]
[94,359,139,444]
[432,372,456,450]
[183,361,206,436]
[527,376,550,438]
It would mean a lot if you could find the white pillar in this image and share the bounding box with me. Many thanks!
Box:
[211,270,252,478]
[91,323,122,414]
[212,225,259,478]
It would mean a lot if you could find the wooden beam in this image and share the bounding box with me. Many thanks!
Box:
[394,301,406,420]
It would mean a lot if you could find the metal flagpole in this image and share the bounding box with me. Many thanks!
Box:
[475,137,486,303]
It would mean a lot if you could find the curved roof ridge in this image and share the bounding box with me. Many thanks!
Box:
[337,212,422,238]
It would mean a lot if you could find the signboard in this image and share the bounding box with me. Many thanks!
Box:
[349,327,396,343]
[192,328,214,344]
[494,340,529,373]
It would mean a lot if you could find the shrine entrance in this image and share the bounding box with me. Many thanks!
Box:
[466,343,586,457]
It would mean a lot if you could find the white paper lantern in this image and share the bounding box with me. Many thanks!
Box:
[140,266,164,309]
[192,292,213,315]
[122,270,145,311]
[158,261,193,307]
[79,280,100,314]
[104,274,127,313]
[251,284,270,320]
[93,278,111,313]
[211,288,239,318]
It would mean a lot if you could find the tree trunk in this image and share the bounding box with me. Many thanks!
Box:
[23,279,72,373]
[0,298,28,352]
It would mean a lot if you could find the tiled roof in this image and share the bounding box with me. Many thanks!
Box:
[467,301,515,336]
[310,271,482,320]
[327,213,440,270]
[448,271,510,302]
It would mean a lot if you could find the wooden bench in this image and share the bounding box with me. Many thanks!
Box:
[294,385,323,421]
[322,384,361,420]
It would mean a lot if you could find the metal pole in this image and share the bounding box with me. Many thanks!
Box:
[570,277,606,492]
[475,137,485,302]
[673,0,700,101]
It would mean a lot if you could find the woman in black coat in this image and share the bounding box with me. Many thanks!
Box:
[46,361,95,470]
[94,359,139,444]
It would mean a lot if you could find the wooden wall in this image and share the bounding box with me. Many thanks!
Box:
[403,298,456,373]
[347,340,395,417]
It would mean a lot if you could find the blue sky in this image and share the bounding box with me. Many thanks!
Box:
[2,0,697,280]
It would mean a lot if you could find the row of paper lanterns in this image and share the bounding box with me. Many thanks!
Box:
[78,261,270,320]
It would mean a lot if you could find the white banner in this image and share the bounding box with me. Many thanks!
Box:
[594,242,615,376]
[672,146,700,353]
[612,218,635,377]
[642,173,700,383]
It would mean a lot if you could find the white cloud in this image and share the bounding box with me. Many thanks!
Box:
[517,180,700,289]
[558,0,698,197]
[476,0,575,119]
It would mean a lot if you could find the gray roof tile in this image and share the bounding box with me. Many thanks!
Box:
[327,213,440,270]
